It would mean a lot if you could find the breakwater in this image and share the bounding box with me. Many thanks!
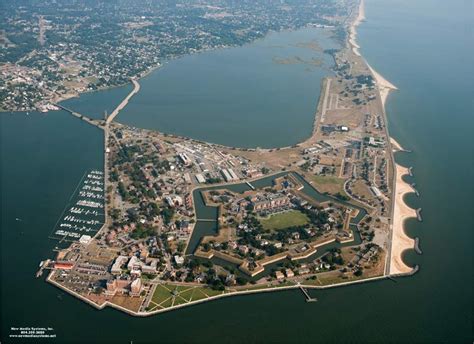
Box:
[414,237,422,254]
[416,208,423,222]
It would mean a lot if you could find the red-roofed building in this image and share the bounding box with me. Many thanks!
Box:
[54,262,74,270]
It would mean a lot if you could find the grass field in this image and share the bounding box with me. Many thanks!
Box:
[179,288,196,301]
[259,210,309,230]
[310,175,347,195]
[151,285,173,305]
[149,284,226,310]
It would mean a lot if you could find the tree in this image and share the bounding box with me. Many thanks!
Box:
[161,207,174,224]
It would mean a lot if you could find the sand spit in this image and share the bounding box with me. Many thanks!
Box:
[390,137,404,152]
[390,163,417,275]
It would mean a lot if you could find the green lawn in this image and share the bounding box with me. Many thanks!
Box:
[148,283,229,311]
[151,285,173,304]
[173,295,190,306]
[179,288,196,301]
[172,285,189,293]
[189,289,208,301]
[160,297,174,308]
[259,210,309,230]
[189,287,224,300]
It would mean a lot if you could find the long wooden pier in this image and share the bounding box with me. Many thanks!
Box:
[299,286,317,302]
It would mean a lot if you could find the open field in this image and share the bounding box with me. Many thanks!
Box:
[259,210,309,230]
[149,284,226,309]
[151,284,174,305]
[309,174,347,195]
[110,295,142,312]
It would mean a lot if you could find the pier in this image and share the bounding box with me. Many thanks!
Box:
[299,286,317,302]
[246,181,255,190]
[411,183,419,196]
[416,208,423,221]
[408,166,413,177]
[35,259,51,278]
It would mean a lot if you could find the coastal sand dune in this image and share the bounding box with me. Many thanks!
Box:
[390,163,417,275]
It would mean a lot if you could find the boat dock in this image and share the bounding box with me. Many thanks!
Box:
[299,286,317,302]
[36,259,52,278]
[49,169,105,241]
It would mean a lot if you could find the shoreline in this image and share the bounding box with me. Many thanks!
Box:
[348,0,397,107]
[47,266,396,317]
[367,64,398,106]
[348,0,414,275]
[348,0,366,57]
[390,137,404,151]
[390,163,417,274]
[2,25,334,115]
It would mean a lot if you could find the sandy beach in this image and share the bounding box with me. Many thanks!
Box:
[348,0,365,57]
[390,137,404,151]
[348,0,412,275]
[367,64,397,106]
[348,0,397,106]
[390,163,417,275]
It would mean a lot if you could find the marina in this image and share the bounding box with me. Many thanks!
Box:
[49,169,105,242]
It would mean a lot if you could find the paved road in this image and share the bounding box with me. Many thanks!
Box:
[106,78,140,124]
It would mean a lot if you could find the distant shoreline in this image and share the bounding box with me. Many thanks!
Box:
[346,0,416,275]
[2,25,336,115]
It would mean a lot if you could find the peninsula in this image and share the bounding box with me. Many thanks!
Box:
[35,0,419,316]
